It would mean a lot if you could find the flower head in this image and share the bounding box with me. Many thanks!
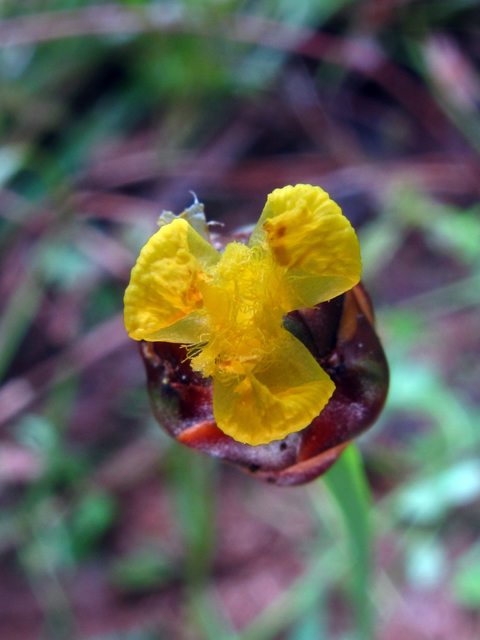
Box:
[124,184,361,446]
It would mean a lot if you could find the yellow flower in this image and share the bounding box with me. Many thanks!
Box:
[124,184,361,446]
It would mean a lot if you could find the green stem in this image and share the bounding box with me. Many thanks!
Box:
[324,445,373,640]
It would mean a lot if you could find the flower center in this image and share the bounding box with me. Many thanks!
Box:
[189,242,286,378]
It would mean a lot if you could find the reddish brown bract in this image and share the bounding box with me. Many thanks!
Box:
[140,280,388,487]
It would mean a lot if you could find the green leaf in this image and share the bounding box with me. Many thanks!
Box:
[70,492,117,558]
[452,559,480,608]
[395,459,480,525]
[111,549,175,592]
[288,606,325,640]
[0,144,26,186]
[167,446,218,584]
[405,537,447,589]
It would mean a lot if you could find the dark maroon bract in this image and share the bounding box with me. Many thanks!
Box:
[140,277,388,486]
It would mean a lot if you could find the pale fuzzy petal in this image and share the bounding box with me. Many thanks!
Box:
[140,311,209,343]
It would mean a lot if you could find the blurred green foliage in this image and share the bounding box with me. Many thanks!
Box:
[0,0,480,639]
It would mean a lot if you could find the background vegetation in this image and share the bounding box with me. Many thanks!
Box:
[1,0,480,638]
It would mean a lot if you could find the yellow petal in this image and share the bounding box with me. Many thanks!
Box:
[250,184,361,307]
[212,333,335,445]
[124,218,220,341]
